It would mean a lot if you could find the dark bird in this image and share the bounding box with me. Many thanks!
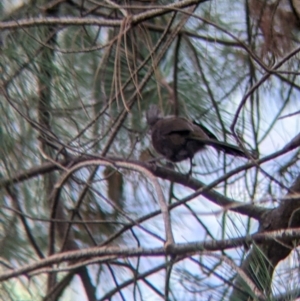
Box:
[146,105,247,168]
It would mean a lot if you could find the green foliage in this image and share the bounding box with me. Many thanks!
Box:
[1,0,300,300]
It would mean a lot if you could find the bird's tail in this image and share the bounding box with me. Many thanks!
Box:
[190,136,251,158]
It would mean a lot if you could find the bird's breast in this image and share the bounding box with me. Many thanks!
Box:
[151,130,191,162]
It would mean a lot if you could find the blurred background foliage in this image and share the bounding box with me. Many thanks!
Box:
[1,0,300,300]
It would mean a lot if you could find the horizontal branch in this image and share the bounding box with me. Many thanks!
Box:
[154,165,267,219]
[0,16,120,30]
[0,155,266,219]
[0,0,208,31]
[1,227,300,282]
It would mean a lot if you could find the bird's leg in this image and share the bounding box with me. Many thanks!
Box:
[165,161,175,169]
[145,156,164,171]
[187,157,194,177]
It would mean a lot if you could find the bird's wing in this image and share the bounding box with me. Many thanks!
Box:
[158,117,205,136]
[193,121,219,140]
[188,135,247,158]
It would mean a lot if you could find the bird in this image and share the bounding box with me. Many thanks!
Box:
[146,105,248,170]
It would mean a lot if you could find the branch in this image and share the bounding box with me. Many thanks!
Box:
[0,0,208,31]
[0,154,273,219]
[1,228,300,282]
